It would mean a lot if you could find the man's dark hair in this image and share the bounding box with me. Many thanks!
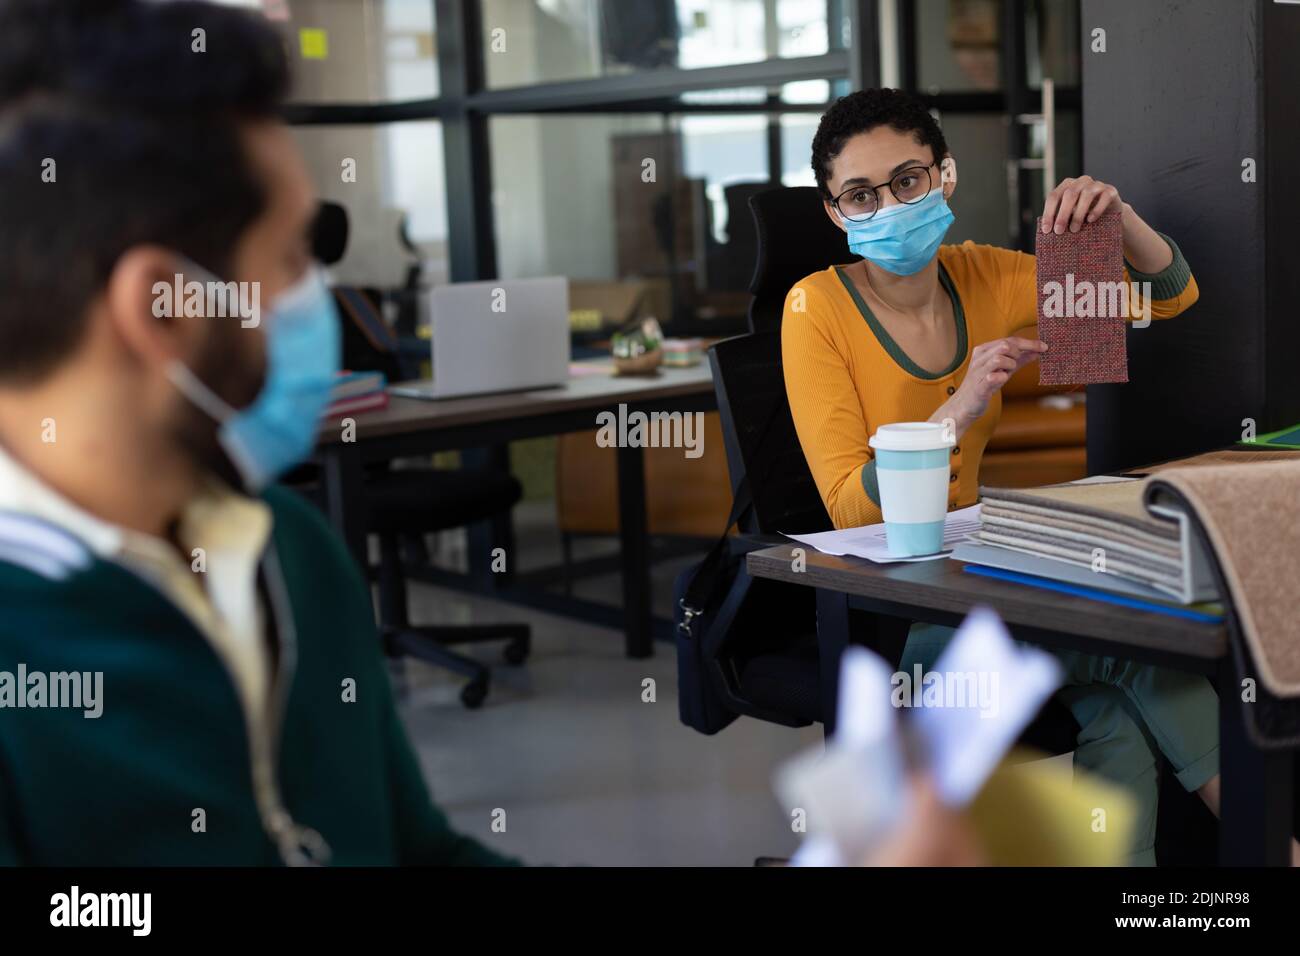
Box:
[0,0,290,383]
[811,88,949,199]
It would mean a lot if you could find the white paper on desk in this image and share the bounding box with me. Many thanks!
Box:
[912,606,1063,806]
[783,504,982,563]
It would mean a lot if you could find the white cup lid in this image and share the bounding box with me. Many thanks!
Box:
[868,421,955,452]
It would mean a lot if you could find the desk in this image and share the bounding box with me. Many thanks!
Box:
[746,544,1294,865]
[316,363,716,658]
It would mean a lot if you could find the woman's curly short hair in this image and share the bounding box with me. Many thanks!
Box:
[811,88,949,198]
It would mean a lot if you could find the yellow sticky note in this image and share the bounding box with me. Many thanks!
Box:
[299,28,329,61]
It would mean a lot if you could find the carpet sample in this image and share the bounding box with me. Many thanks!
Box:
[1036,206,1128,385]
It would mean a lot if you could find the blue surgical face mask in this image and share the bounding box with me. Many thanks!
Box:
[166,263,341,491]
[841,187,955,276]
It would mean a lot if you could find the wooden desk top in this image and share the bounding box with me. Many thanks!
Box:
[747,544,1227,662]
[320,361,714,443]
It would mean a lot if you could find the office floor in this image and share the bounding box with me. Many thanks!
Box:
[392,500,823,866]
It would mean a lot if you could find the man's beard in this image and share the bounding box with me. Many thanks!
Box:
[169,330,265,489]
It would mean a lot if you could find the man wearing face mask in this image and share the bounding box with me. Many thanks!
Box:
[0,0,515,866]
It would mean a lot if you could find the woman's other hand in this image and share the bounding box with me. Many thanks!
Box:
[936,336,1046,436]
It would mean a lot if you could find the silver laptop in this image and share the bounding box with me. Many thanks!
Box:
[391,276,570,400]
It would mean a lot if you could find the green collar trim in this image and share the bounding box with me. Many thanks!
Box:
[834,262,968,380]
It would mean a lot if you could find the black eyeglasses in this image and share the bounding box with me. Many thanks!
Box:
[832,162,939,223]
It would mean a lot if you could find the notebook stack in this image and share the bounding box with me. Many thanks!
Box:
[953,476,1218,605]
[324,370,388,420]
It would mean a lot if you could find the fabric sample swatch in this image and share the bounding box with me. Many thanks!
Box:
[1036,206,1128,385]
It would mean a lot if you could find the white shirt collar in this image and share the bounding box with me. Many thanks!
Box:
[0,441,125,557]
[0,441,270,569]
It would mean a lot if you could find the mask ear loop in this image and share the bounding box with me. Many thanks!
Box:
[165,360,237,425]
[161,253,266,423]
[166,359,269,492]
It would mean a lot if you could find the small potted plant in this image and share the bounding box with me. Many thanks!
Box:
[611,317,664,375]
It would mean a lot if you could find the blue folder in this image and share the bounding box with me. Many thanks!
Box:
[960,564,1224,624]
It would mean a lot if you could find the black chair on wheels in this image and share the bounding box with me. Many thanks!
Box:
[309,201,530,708]
[368,468,530,709]
[705,326,918,730]
[688,186,874,730]
[702,329,833,728]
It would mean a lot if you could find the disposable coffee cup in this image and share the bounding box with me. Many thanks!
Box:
[868,422,955,557]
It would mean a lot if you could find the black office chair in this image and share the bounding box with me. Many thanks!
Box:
[701,329,917,729]
[369,466,531,710]
[700,331,826,727]
[681,188,867,729]
[746,185,859,334]
[682,190,864,728]
[308,202,530,709]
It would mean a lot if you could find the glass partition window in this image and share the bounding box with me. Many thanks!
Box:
[480,0,831,89]
[678,78,831,107]
[489,113,665,283]
[928,112,1007,246]
[917,0,1002,93]
[290,121,448,289]
[275,0,439,103]
[913,0,1081,94]
[1027,0,1080,88]
[780,113,819,187]
[489,108,787,331]
[680,115,770,246]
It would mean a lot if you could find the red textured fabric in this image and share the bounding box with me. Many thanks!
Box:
[1036,206,1128,385]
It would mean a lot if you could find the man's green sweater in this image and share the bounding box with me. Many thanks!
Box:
[0,486,516,866]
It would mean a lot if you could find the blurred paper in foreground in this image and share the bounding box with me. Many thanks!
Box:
[776,606,1136,866]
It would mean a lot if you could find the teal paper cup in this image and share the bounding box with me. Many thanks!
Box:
[868,422,955,556]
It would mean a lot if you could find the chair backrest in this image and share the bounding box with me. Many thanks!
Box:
[746,185,859,335]
[332,287,410,381]
[709,331,831,535]
[705,185,853,533]
[311,200,350,266]
[310,200,413,381]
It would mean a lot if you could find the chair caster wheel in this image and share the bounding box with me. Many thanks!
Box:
[503,637,530,665]
[460,678,488,709]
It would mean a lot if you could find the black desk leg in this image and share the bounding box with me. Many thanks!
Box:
[463,445,516,590]
[320,443,368,575]
[817,588,852,740]
[616,443,653,659]
[1217,659,1294,865]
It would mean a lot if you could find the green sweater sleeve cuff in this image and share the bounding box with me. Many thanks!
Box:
[861,458,880,505]
[1125,231,1192,301]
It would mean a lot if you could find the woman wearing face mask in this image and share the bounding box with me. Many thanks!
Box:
[781,88,1271,866]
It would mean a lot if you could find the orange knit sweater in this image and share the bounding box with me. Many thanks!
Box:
[781,238,1199,529]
